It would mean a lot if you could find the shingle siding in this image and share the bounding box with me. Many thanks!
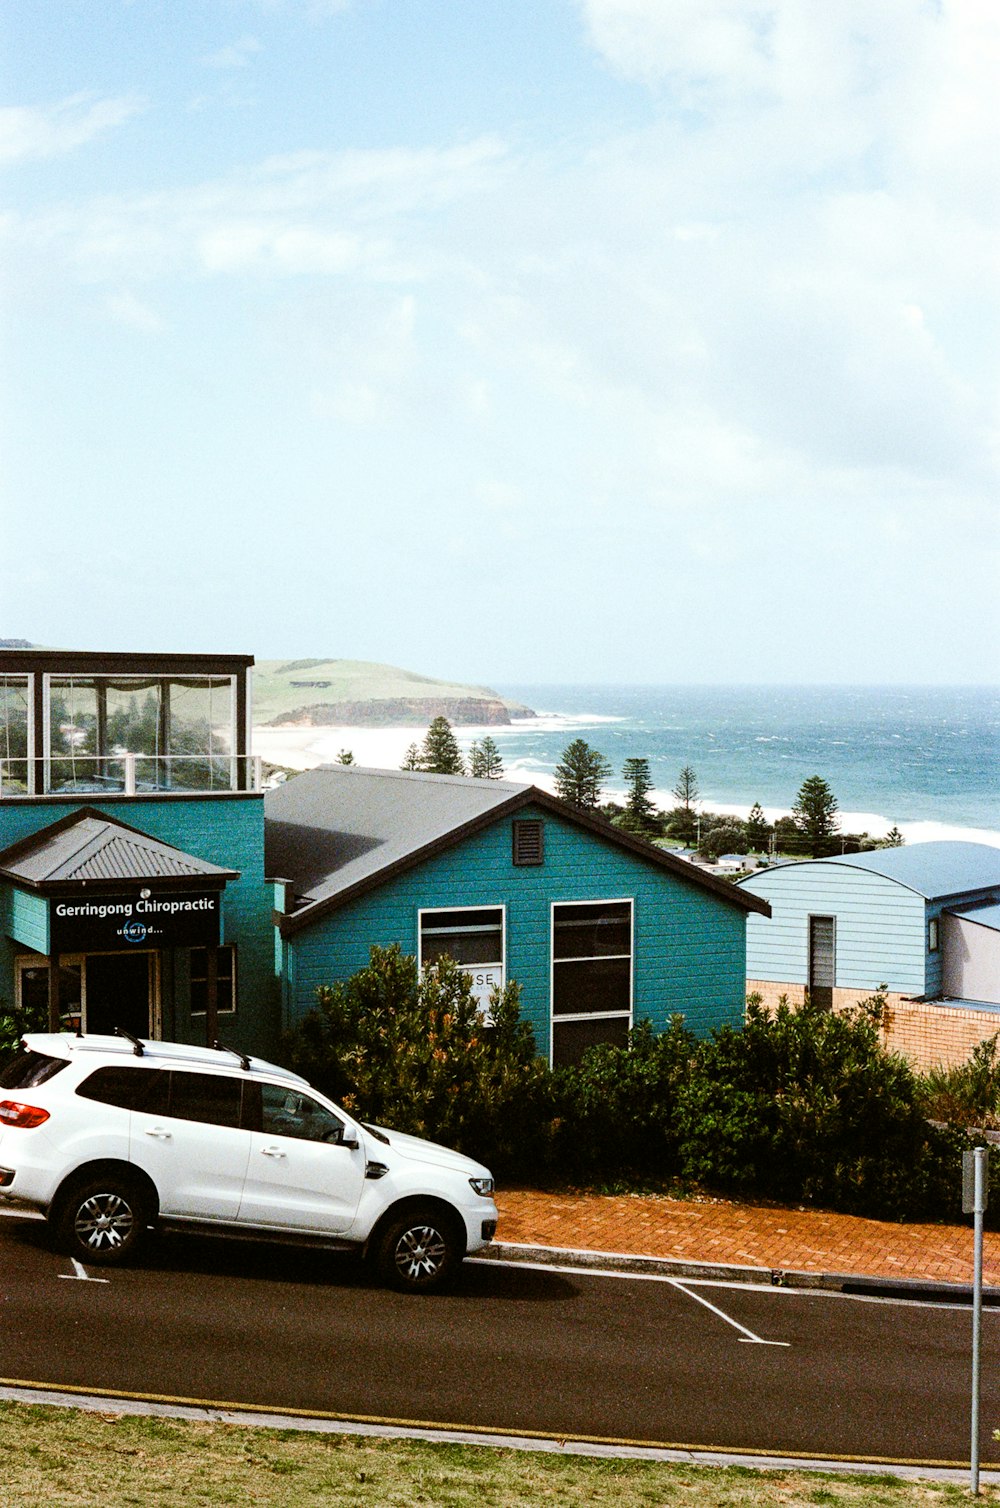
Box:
[285,803,748,1054]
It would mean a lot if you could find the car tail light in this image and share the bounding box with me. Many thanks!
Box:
[0,1100,50,1129]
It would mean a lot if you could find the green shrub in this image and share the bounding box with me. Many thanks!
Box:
[921,1033,1000,1130]
[552,1017,695,1183]
[282,943,555,1179]
[0,992,48,1067]
[675,993,966,1220]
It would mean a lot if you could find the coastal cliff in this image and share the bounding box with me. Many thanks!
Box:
[254,657,535,729]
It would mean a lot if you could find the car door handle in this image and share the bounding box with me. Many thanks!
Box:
[261,1145,286,1158]
[144,1127,172,1140]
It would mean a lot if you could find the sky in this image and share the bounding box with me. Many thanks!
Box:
[1,0,998,686]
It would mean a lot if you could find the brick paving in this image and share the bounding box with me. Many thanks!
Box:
[495,1188,1000,1286]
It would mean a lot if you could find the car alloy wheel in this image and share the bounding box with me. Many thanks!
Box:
[374,1206,461,1293]
[393,1222,448,1284]
[56,1176,148,1266]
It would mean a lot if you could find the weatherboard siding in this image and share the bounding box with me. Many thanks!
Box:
[284,803,749,1053]
[741,861,927,996]
[0,796,278,1055]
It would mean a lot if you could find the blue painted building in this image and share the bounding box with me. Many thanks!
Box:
[266,765,770,1067]
[738,843,1000,1066]
[0,648,279,1054]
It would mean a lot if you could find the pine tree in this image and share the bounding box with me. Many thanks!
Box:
[553,739,612,809]
[469,735,504,780]
[400,744,421,772]
[792,775,840,857]
[420,716,465,775]
[881,826,904,848]
[670,765,700,846]
[622,756,659,834]
[745,801,770,852]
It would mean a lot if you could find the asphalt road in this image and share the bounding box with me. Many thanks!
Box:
[1,1216,998,1466]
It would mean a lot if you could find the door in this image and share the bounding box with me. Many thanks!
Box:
[808,916,836,1009]
[238,1082,366,1234]
[129,1069,252,1220]
[85,952,153,1038]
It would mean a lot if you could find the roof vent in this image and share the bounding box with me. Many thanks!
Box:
[512,819,544,867]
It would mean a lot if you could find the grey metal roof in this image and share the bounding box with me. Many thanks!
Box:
[265,765,526,905]
[947,901,1000,934]
[264,765,771,932]
[813,842,1000,900]
[0,811,237,887]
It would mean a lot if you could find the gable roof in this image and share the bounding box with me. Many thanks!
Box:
[265,765,770,935]
[0,807,239,889]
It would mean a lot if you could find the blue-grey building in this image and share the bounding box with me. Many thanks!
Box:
[738,843,1000,1066]
[266,765,770,1067]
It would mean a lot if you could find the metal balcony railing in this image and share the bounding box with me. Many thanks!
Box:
[0,753,264,798]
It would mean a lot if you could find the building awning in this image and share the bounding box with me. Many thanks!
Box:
[0,807,239,889]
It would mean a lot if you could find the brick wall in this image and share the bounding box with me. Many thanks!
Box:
[747,978,1000,1070]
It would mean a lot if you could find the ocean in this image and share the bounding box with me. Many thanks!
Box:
[490,684,1000,839]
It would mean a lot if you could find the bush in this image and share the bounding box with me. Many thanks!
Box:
[552,1017,695,1183]
[282,944,555,1180]
[0,991,48,1068]
[675,993,966,1220]
[921,1033,1000,1130]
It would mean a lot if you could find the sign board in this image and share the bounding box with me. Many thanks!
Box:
[50,890,223,954]
[464,964,503,1023]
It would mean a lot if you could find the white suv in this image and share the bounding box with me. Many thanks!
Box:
[0,1033,497,1293]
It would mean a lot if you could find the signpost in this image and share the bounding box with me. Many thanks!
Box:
[963,1145,989,1496]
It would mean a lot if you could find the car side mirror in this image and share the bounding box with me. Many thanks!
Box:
[338,1125,360,1150]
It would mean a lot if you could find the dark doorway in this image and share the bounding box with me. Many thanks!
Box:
[86,952,153,1038]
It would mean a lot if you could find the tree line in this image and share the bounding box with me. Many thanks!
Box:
[400,716,505,780]
[553,739,903,861]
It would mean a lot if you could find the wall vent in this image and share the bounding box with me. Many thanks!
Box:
[512,819,544,867]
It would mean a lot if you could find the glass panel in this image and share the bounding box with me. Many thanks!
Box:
[166,677,234,791]
[553,902,631,960]
[0,1051,68,1090]
[48,678,101,791]
[552,1015,630,1069]
[421,909,502,967]
[76,1066,165,1112]
[19,960,83,1032]
[0,677,29,792]
[190,946,236,1014]
[166,1070,242,1128]
[260,1083,345,1143]
[553,956,631,1015]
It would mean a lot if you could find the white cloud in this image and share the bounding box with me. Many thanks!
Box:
[0,92,145,166]
[200,35,264,70]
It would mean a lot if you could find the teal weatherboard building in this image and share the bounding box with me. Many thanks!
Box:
[0,647,768,1065]
[266,765,770,1066]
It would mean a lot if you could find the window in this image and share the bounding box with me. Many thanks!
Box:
[808,915,836,1009]
[928,917,940,952]
[260,1083,345,1143]
[0,675,30,793]
[16,955,83,1034]
[77,1066,164,1112]
[419,907,504,1017]
[512,820,544,866]
[0,1051,67,1091]
[551,900,632,1068]
[163,1070,243,1128]
[190,946,236,1015]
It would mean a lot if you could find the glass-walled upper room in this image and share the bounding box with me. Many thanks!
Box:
[0,650,256,798]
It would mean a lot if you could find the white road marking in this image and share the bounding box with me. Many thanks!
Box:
[667,1278,789,1346]
[58,1259,109,1284]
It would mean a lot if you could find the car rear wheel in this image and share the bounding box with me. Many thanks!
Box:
[55,1175,149,1266]
[373,1206,462,1293]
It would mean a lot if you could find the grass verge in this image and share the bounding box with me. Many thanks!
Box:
[1,1402,997,1507]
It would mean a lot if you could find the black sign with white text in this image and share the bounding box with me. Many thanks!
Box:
[49,890,223,953]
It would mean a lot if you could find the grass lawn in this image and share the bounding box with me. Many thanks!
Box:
[1,1402,996,1508]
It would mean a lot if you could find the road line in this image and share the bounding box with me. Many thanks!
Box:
[0,1378,991,1478]
[668,1278,789,1345]
[57,1260,109,1284]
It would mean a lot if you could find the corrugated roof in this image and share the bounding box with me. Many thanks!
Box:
[265,766,525,904]
[814,842,1000,899]
[0,811,237,886]
[264,765,771,934]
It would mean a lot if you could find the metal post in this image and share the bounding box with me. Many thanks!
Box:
[971,1145,987,1495]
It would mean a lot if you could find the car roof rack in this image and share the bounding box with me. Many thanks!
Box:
[114,1027,145,1057]
[214,1039,251,1072]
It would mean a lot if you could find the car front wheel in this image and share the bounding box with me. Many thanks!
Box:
[55,1176,149,1266]
[373,1207,463,1293]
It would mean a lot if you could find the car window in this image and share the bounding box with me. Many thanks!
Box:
[164,1070,243,1129]
[260,1082,345,1144]
[0,1050,68,1090]
[77,1066,165,1111]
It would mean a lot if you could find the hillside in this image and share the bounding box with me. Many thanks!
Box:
[253,658,536,728]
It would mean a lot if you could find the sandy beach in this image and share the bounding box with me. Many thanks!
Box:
[252,723,1000,850]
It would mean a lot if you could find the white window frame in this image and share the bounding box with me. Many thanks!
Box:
[189,944,238,1017]
[417,905,506,1015]
[549,897,634,1067]
[0,672,34,795]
